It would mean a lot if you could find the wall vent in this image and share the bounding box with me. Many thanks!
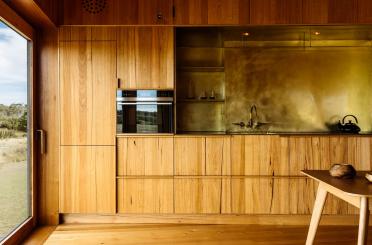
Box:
[82,0,106,14]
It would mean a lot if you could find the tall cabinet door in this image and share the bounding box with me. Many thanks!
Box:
[60,41,92,145]
[117,27,174,89]
[60,146,115,214]
[91,41,116,145]
[60,40,116,145]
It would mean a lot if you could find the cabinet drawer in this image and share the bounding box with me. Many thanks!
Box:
[174,178,231,214]
[117,178,174,214]
[117,137,174,176]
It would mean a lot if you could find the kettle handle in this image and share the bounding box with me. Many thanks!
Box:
[342,114,358,124]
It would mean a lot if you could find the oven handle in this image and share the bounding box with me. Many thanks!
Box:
[117,102,173,105]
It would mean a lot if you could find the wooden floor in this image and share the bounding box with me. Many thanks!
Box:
[24,224,372,245]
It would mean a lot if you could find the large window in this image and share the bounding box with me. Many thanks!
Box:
[0,20,31,241]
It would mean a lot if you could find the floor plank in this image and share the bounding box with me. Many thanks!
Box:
[39,224,372,245]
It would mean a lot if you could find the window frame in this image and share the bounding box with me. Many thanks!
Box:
[0,2,36,244]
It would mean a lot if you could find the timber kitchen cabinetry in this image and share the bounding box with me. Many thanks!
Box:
[59,27,117,214]
[117,137,174,176]
[60,146,116,214]
[59,27,116,146]
[117,27,174,89]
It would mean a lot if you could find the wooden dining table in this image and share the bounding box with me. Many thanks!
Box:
[302,170,372,245]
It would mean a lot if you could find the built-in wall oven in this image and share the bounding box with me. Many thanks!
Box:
[116,90,174,134]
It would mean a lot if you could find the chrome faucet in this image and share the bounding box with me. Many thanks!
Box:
[247,104,259,128]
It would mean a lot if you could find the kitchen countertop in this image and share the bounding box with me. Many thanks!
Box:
[117,131,372,137]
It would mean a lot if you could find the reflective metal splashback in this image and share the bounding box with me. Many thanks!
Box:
[176,26,372,133]
[225,47,372,133]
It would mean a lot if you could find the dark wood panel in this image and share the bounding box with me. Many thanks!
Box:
[358,0,372,23]
[138,0,173,24]
[250,0,302,24]
[303,0,358,24]
[62,0,116,25]
[174,0,249,25]
[173,0,208,24]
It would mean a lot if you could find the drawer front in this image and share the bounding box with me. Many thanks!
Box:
[117,137,174,176]
[117,178,174,214]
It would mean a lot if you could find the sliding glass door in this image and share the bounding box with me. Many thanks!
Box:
[0,20,32,242]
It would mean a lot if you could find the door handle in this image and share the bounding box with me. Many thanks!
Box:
[36,129,46,155]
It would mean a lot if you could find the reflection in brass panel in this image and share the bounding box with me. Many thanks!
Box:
[177,72,225,100]
[225,47,372,133]
[177,103,225,132]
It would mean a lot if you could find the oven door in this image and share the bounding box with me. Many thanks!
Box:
[117,102,173,133]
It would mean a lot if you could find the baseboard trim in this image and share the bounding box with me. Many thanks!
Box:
[61,214,372,226]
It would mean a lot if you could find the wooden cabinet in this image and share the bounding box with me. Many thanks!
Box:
[231,136,289,176]
[117,27,174,89]
[117,178,173,213]
[288,136,372,175]
[60,37,116,146]
[231,177,290,214]
[117,137,174,176]
[60,146,116,214]
[173,0,250,25]
[206,137,231,175]
[174,136,231,176]
[174,137,205,175]
[250,0,303,24]
[303,0,358,24]
[174,178,231,214]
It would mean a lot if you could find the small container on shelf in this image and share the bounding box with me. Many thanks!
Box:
[209,90,216,100]
[199,91,207,100]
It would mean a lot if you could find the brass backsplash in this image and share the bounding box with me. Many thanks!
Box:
[176,26,372,133]
[225,47,372,133]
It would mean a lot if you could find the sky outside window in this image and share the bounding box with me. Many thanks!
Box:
[0,22,27,105]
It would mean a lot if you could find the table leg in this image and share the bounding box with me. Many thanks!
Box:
[306,185,328,245]
[357,197,369,245]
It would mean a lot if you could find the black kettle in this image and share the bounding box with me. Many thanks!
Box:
[337,115,361,134]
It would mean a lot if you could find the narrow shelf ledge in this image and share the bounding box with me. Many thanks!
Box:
[178,66,225,72]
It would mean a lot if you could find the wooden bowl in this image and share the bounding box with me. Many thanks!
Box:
[329,164,356,179]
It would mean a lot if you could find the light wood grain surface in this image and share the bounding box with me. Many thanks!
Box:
[31,224,372,245]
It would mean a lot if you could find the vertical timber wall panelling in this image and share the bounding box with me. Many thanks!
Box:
[137,0,173,24]
[303,0,358,24]
[358,0,372,23]
[62,0,173,25]
[250,0,303,24]
[173,0,250,25]
[37,28,59,225]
